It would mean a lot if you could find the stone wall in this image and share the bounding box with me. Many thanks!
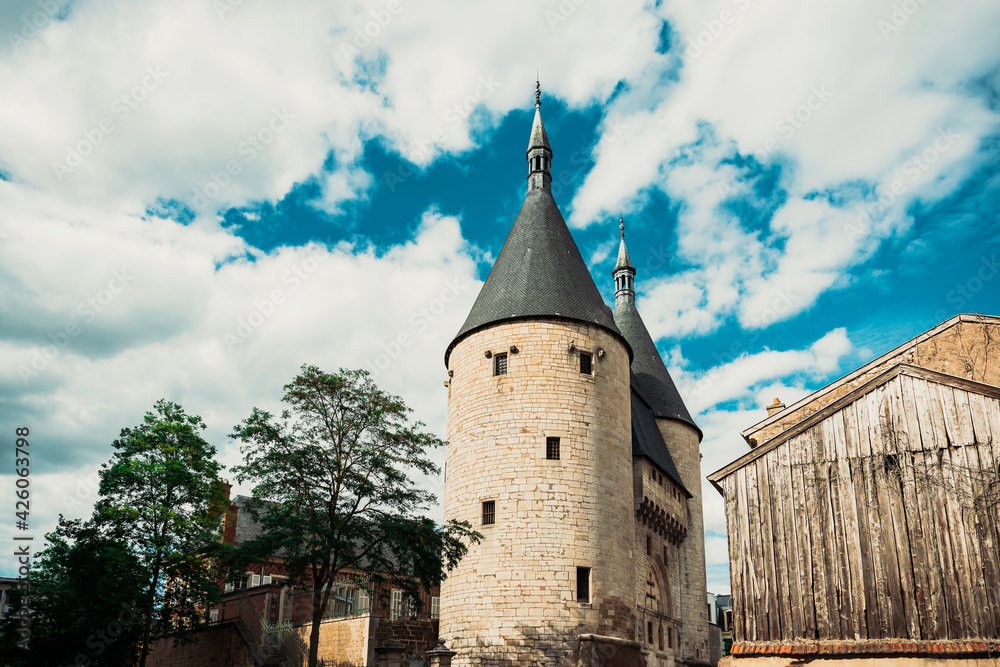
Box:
[297,615,370,667]
[145,623,257,667]
[441,318,635,666]
[658,418,711,664]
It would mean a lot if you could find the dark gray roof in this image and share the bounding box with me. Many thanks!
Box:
[615,300,701,439]
[445,188,625,365]
[630,379,688,496]
[614,230,634,274]
[527,106,550,153]
[232,495,264,545]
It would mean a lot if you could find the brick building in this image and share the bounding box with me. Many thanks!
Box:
[438,84,711,666]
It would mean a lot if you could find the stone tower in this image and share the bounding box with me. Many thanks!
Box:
[440,85,641,666]
[613,224,711,665]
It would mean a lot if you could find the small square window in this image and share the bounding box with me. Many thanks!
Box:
[494,353,508,376]
[579,352,592,375]
[576,567,591,603]
[482,500,495,525]
[546,436,560,460]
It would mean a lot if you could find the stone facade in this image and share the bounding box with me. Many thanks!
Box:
[657,419,711,664]
[441,318,635,666]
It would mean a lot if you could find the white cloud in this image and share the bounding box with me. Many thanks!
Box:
[570,0,1000,336]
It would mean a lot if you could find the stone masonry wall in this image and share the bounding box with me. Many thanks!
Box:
[146,623,256,667]
[633,458,685,666]
[441,319,635,667]
[296,614,370,667]
[658,418,711,665]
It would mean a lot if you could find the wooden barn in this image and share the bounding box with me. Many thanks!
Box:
[708,314,1000,665]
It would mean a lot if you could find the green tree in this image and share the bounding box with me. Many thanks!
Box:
[0,518,146,666]
[94,399,225,667]
[230,365,479,667]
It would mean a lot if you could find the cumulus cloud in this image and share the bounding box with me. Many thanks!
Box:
[571,0,1000,335]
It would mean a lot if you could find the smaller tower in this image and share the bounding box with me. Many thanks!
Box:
[527,80,552,192]
[614,216,636,307]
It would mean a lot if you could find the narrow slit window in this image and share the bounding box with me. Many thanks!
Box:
[579,352,592,375]
[576,567,591,603]
[482,500,495,525]
[546,436,560,460]
[494,352,508,376]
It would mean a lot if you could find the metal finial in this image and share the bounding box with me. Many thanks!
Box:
[535,79,540,108]
[619,214,624,238]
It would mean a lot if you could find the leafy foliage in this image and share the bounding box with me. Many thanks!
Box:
[230,365,479,667]
[0,518,146,666]
[94,399,225,666]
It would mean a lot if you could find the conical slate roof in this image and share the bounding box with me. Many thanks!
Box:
[615,299,701,439]
[446,188,624,365]
[630,376,689,495]
[528,106,551,153]
[614,222,634,274]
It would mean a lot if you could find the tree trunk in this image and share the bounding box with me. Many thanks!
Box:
[309,587,324,667]
[138,552,163,667]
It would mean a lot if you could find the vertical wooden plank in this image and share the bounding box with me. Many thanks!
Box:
[745,463,764,641]
[755,456,780,640]
[814,425,843,640]
[823,416,855,639]
[910,377,939,451]
[801,428,831,639]
[971,399,1000,636]
[952,389,991,638]
[857,391,890,638]
[867,386,905,637]
[723,475,745,643]
[776,443,802,639]
[734,466,753,642]
[888,376,929,639]
[789,434,816,639]
[936,385,979,638]
[831,410,865,639]
[901,375,947,638]
[843,400,877,639]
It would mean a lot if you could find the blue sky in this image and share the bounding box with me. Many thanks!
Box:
[0,0,998,595]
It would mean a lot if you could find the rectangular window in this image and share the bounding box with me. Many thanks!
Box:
[576,567,591,603]
[647,621,653,644]
[494,352,508,375]
[482,500,495,525]
[646,534,651,556]
[579,352,592,374]
[390,589,403,621]
[546,436,560,460]
[430,596,440,619]
[357,589,370,613]
[209,609,218,623]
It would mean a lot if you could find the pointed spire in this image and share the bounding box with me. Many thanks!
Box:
[527,80,552,191]
[613,215,636,305]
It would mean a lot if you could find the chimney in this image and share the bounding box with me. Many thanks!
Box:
[766,398,785,417]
